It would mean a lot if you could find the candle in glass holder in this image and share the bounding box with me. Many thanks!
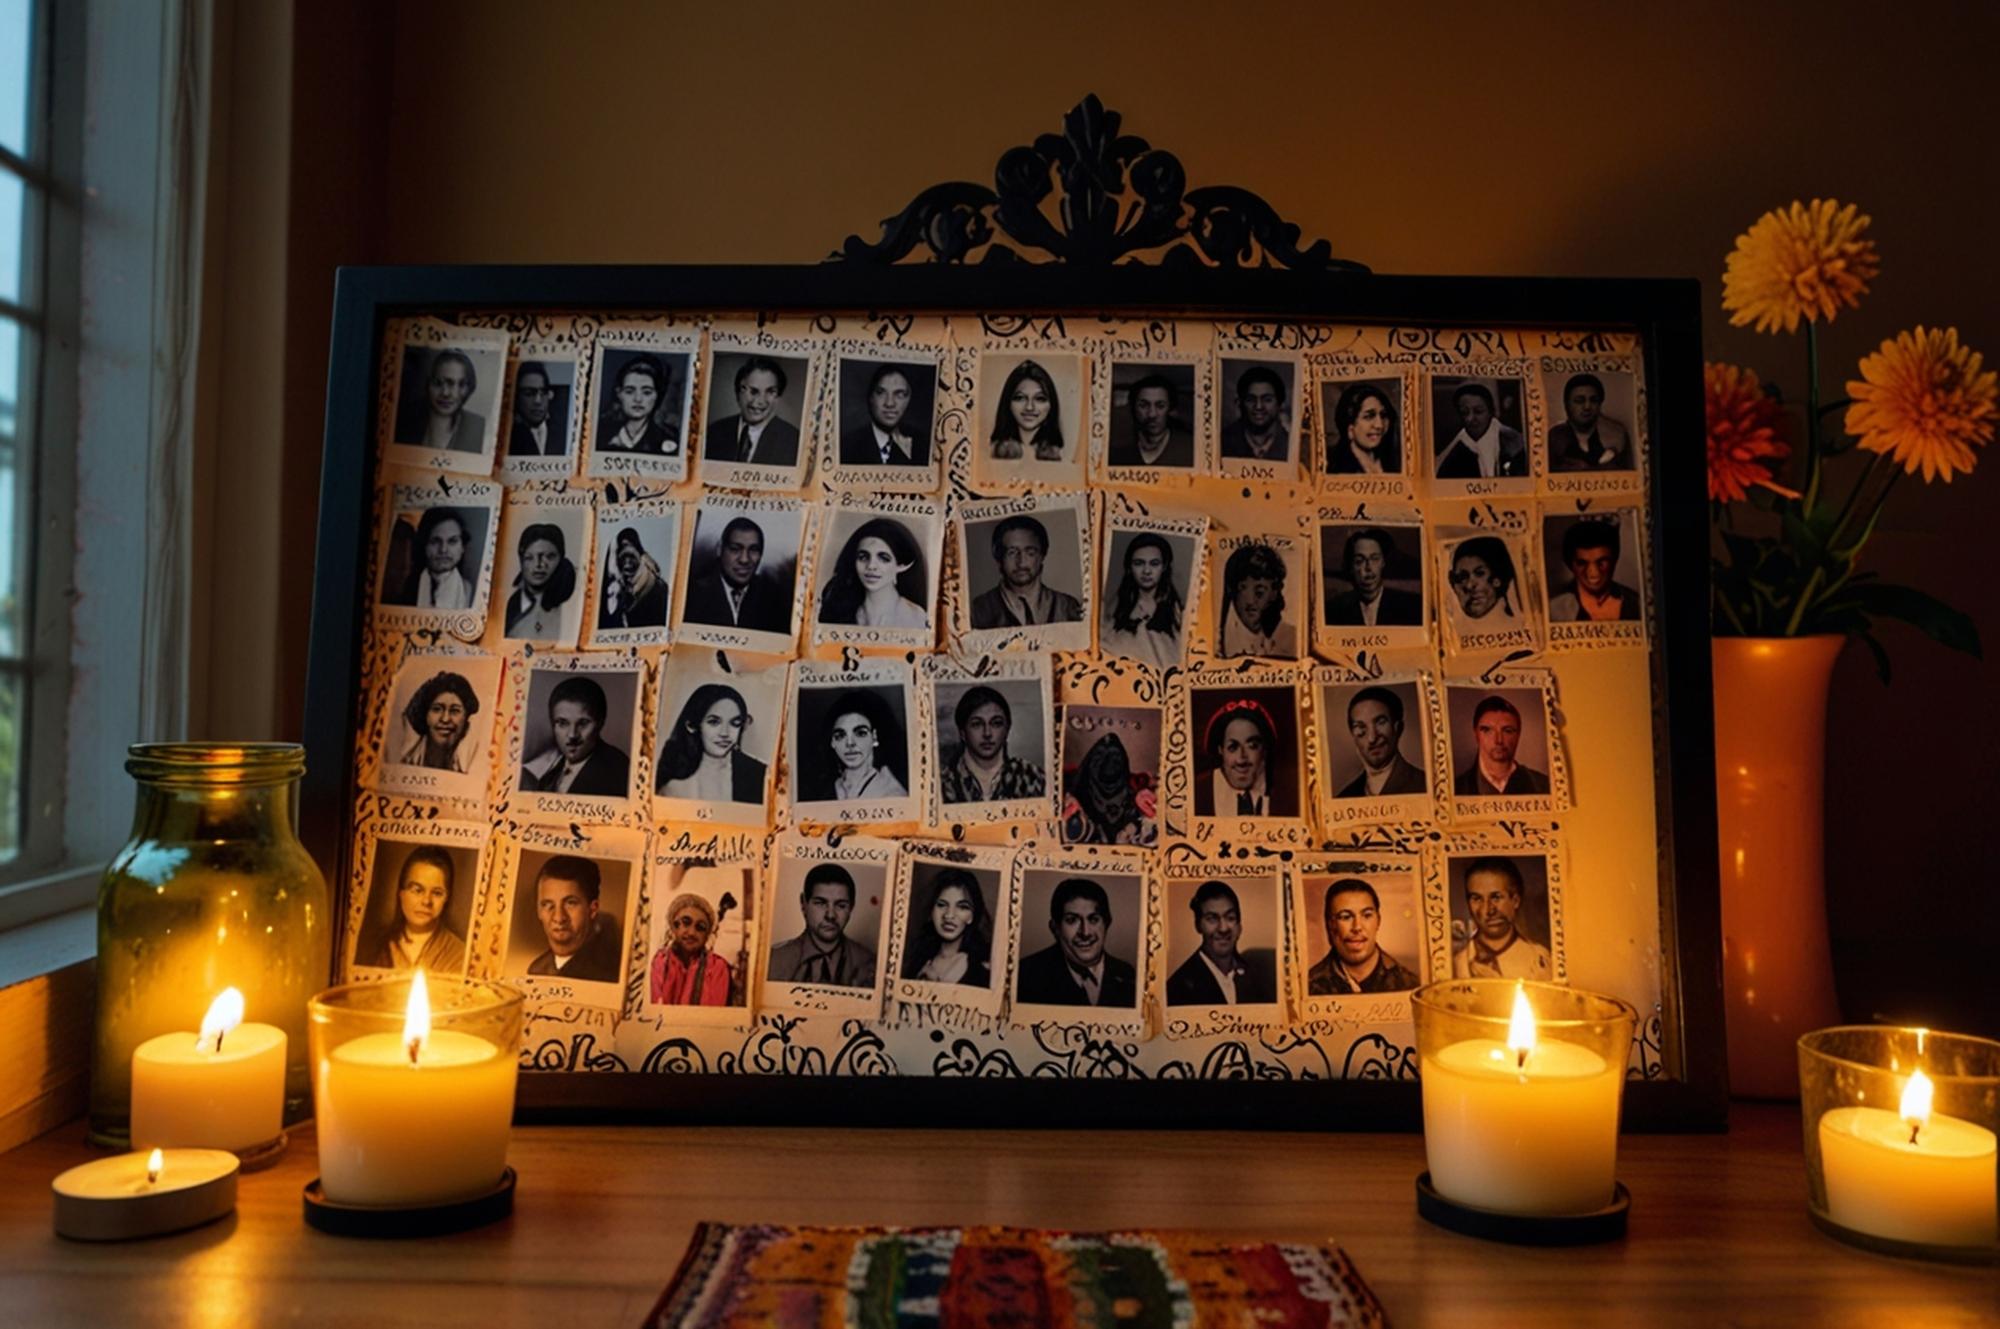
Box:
[1819,1068,1998,1247]
[130,988,286,1153]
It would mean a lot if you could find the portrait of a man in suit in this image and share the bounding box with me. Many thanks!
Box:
[1547,371,1633,471]
[509,360,567,456]
[704,355,801,468]
[1435,382,1528,479]
[526,854,624,982]
[1322,526,1422,627]
[520,675,632,797]
[838,360,933,467]
[1453,695,1550,796]
[1165,879,1277,1007]
[767,863,878,988]
[1015,877,1137,1008]
[1336,685,1427,798]
[1106,370,1195,469]
[682,514,792,634]
[967,514,1084,631]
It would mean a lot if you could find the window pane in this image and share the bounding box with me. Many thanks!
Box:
[0,669,16,861]
[0,169,21,306]
[0,315,18,661]
[0,0,27,160]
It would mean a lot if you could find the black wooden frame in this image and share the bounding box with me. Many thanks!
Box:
[304,264,1726,1131]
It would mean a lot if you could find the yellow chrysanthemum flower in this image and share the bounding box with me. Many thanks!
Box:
[1722,199,1879,334]
[1844,327,1997,484]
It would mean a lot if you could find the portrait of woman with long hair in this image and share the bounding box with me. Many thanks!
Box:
[988,358,1065,462]
[817,517,928,630]
[596,353,680,455]
[1101,533,1184,669]
[900,867,993,987]
[1325,381,1402,475]
[656,683,766,805]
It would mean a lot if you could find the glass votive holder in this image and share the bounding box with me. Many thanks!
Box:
[1412,979,1637,1230]
[1799,1026,1999,1264]
[307,975,522,1226]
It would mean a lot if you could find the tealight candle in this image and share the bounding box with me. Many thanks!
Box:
[52,1147,239,1241]
[1819,1068,1999,1248]
[130,988,287,1154]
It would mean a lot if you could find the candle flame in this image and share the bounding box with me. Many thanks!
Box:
[146,1148,163,1185]
[197,988,245,1054]
[403,968,431,1066]
[1901,1068,1934,1145]
[1506,982,1537,1069]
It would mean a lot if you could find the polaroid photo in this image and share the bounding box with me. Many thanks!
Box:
[1098,358,1204,486]
[637,853,758,1027]
[368,649,505,804]
[1289,853,1428,1023]
[674,492,808,656]
[1208,528,1307,662]
[1311,666,1436,832]
[953,491,1094,655]
[1313,513,1428,656]
[787,657,920,827]
[1316,371,1414,497]
[488,485,593,651]
[1097,507,1207,674]
[1057,703,1163,849]
[922,653,1055,828]
[344,820,488,981]
[1538,357,1644,495]
[822,346,945,494]
[1007,847,1152,1034]
[497,823,647,1009]
[373,468,502,636]
[1435,526,1542,659]
[698,325,819,493]
[510,654,646,818]
[760,832,895,1018]
[382,319,511,477]
[1426,364,1537,497]
[970,349,1089,491]
[584,495,681,648]
[1174,664,1309,836]
[1439,669,1572,821]
[1216,354,1304,481]
[650,647,787,827]
[1436,842,1566,983]
[1158,860,1287,1033]
[583,325,698,481]
[808,495,944,652]
[884,842,1017,1020]
[1542,505,1648,648]
[497,340,583,482]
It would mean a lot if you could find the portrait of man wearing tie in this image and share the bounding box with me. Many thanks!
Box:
[680,509,799,636]
[519,673,635,799]
[508,360,572,456]
[837,357,936,468]
[1013,875,1140,1009]
[703,354,805,468]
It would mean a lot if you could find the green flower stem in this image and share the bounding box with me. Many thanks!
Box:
[1783,565,1826,637]
[1800,320,1824,514]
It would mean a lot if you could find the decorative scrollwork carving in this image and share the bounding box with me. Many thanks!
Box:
[833,95,1365,273]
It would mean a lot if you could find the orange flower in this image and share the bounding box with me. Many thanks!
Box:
[1845,327,1997,483]
[1705,363,1794,502]
[1722,200,1879,334]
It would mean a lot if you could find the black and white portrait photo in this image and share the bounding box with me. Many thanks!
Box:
[961,508,1087,634]
[352,838,479,976]
[1545,369,1637,473]
[935,677,1048,808]
[1105,362,1197,471]
[1321,377,1404,478]
[379,501,492,612]
[503,848,634,988]
[1164,874,1281,1010]
[766,855,885,990]
[1059,705,1161,848]
[813,507,937,636]
[974,352,1086,487]
[1318,523,1424,630]
[1445,686,1553,799]
[1014,868,1144,1011]
[1322,681,1429,800]
[496,504,587,646]
[1099,527,1196,671]
[1440,533,1529,637]
[392,341,506,458]
[678,498,804,642]
[380,653,503,794]
[702,351,809,470]
[593,345,691,458]
[899,861,1002,989]
[1189,687,1301,819]
[653,650,784,817]
[591,503,680,638]
[1447,853,1554,981]
[834,355,937,471]
[508,356,575,458]
[517,665,641,801]
[1218,357,1296,468]
[1430,374,1530,481]
[1302,870,1423,996]
[1544,511,1644,624]
[790,681,912,807]
[1215,538,1302,659]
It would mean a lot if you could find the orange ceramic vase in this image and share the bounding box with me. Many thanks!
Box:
[1712,635,1847,1099]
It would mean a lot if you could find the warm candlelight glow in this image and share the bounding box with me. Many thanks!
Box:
[146,1149,163,1185]
[1506,982,1537,1068]
[1901,1068,1935,1144]
[196,988,245,1054]
[403,969,431,1066]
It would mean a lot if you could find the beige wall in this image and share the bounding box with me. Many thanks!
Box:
[255,0,1996,1028]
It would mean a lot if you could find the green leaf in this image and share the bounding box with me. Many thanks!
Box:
[1854,629,1892,683]
[1842,583,1983,659]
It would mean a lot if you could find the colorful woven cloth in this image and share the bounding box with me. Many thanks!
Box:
[646,1223,1386,1328]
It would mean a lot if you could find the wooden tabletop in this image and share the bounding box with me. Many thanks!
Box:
[1,1103,1993,1327]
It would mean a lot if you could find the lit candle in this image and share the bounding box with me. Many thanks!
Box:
[129,988,287,1153]
[1422,982,1623,1215]
[1819,1067,1999,1247]
[314,970,517,1207]
[51,1147,239,1241]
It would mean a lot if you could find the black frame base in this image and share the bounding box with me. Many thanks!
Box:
[303,1167,515,1238]
[1415,1172,1629,1245]
[1808,1207,2000,1265]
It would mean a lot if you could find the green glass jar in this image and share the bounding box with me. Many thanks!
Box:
[89,744,330,1148]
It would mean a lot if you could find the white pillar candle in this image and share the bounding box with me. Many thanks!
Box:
[313,970,517,1207]
[1819,1069,1998,1247]
[129,988,287,1153]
